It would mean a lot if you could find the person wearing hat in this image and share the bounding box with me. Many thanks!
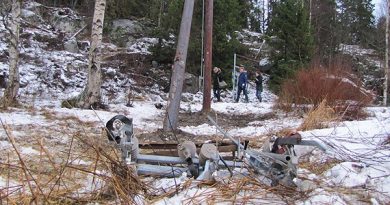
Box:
[213,67,223,102]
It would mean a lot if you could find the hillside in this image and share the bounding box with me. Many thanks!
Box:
[0,2,389,205]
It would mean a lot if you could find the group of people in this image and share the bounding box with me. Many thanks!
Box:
[213,66,263,103]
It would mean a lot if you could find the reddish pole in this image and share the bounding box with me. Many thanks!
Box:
[202,0,213,113]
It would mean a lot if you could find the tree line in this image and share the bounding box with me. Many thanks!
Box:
[0,0,388,109]
[24,0,387,91]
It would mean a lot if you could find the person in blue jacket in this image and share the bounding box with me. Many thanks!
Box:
[235,66,249,103]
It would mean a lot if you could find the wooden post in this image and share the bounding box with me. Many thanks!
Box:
[163,0,195,131]
[202,0,213,113]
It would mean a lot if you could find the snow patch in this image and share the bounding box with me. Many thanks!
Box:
[128,37,158,54]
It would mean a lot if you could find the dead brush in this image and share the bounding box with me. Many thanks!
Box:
[183,174,309,204]
[299,159,342,175]
[276,59,373,120]
[299,99,337,131]
[0,119,150,204]
[74,134,149,203]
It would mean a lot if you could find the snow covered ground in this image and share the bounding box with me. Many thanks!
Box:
[0,3,389,204]
[0,91,389,204]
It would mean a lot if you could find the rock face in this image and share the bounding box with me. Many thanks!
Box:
[183,73,199,94]
[339,44,385,103]
[112,19,143,35]
[109,19,145,47]
[50,8,86,34]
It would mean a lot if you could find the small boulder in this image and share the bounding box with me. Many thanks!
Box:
[111,19,143,35]
[152,61,158,68]
[183,73,199,94]
[64,38,79,53]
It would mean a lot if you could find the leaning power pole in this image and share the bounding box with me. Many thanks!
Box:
[163,0,195,131]
[202,0,213,113]
[384,0,389,106]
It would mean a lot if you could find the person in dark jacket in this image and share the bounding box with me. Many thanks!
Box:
[255,70,263,102]
[235,66,249,103]
[213,67,222,102]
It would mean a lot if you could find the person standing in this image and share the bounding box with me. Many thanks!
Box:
[213,67,222,102]
[255,70,263,102]
[235,66,249,103]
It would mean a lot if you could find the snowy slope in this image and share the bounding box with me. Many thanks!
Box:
[0,3,389,205]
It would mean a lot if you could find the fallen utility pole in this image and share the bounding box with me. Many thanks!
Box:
[106,114,328,186]
[207,115,326,186]
[202,0,213,113]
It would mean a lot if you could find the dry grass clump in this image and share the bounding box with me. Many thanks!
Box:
[176,175,309,204]
[299,159,342,175]
[299,99,337,131]
[276,59,373,120]
[0,121,148,204]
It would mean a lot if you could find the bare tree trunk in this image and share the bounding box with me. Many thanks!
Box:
[202,0,213,113]
[77,0,106,109]
[158,0,164,28]
[1,0,21,108]
[163,0,195,131]
[309,0,312,26]
[384,0,389,106]
[262,0,265,33]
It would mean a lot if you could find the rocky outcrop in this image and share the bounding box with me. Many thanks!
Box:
[183,73,199,94]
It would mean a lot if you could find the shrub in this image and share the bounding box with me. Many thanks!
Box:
[277,60,373,120]
[299,99,336,131]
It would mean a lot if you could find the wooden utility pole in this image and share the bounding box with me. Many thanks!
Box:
[384,0,389,106]
[202,0,213,113]
[163,0,195,131]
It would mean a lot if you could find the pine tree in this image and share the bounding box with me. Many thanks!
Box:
[310,0,338,61]
[267,0,314,91]
[338,0,375,46]
[248,0,263,32]
[151,0,250,77]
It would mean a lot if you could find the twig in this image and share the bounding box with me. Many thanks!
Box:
[47,134,75,198]
[68,24,87,40]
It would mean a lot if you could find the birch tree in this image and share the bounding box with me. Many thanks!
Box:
[384,0,389,106]
[76,0,106,108]
[0,0,21,108]
[163,0,195,131]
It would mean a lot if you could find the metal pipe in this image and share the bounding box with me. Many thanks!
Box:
[298,140,327,152]
[137,154,243,167]
[233,53,236,101]
[137,164,187,177]
[137,154,185,164]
